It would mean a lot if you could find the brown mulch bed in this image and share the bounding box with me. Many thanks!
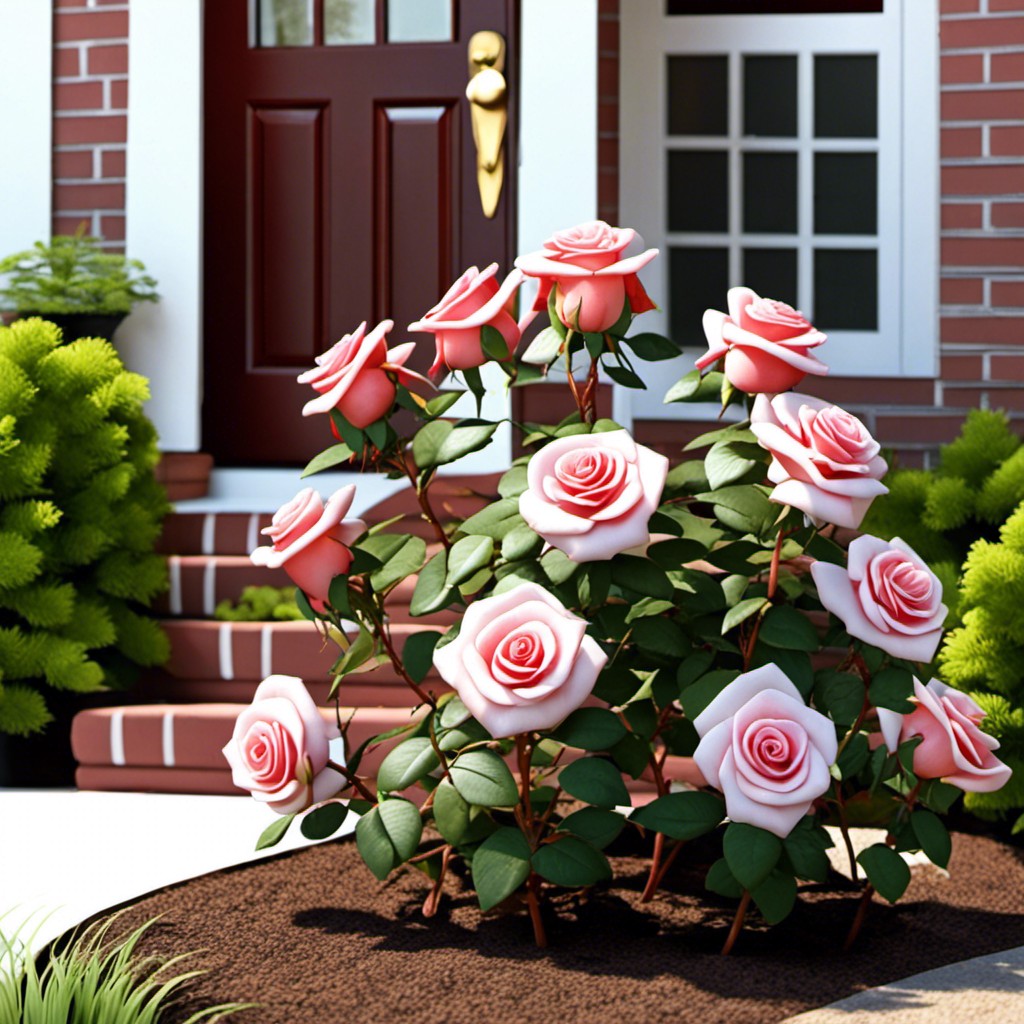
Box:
[114,829,1024,1024]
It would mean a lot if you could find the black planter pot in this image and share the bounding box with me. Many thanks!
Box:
[18,312,128,343]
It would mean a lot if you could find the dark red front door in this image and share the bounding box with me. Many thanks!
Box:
[203,0,518,465]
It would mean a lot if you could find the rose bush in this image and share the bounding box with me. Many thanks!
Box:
[432,581,607,737]
[230,222,1011,954]
[812,535,947,663]
[251,485,365,609]
[408,263,526,377]
[878,679,1012,792]
[516,220,657,333]
[518,429,668,562]
[696,286,828,394]
[223,674,341,814]
[298,319,430,429]
[750,392,888,529]
[693,665,838,838]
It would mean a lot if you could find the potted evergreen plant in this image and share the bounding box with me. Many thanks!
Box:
[0,226,158,343]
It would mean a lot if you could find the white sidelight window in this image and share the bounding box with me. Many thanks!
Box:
[619,1,938,423]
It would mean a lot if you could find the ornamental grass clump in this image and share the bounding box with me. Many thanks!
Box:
[0,317,169,737]
[225,222,1012,953]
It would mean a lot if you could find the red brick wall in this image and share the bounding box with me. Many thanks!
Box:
[599,0,1024,468]
[52,0,129,252]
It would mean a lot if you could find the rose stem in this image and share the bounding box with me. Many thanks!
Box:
[742,526,787,670]
[834,781,859,883]
[516,733,549,948]
[376,614,437,710]
[326,759,377,803]
[843,883,874,951]
[422,845,453,918]
[394,455,451,551]
[721,890,752,955]
[579,355,601,425]
[649,839,685,894]
[640,722,672,903]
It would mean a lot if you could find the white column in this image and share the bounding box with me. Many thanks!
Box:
[0,1,52,262]
[121,0,203,452]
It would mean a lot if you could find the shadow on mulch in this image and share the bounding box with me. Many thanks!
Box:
[114,830,1024,1024]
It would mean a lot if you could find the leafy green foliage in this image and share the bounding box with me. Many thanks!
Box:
[215,585,303,622]
[0,228,159,315]
[0,319,168,737]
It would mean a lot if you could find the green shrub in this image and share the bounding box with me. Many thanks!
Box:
[0,318,169,736]
[0,229,158,315]
[214,585,303,622]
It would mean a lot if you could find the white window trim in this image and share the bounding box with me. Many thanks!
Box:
[618,1,938,425]
[123,0,597,503]
[0,0,52,267]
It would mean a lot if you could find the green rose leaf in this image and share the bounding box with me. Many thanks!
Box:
[705,857,744,898]
[622,332,679,362]
[301,442,355,478]
[449,749,519,807]
[630,791,725,841]
[424,390,464,418]
[813,670,865,728]
[665,369,725,405]
[705,440,767,491]
[751,869,798,925]
[520,325,565,366]
[532,835,612,888]
[558,807,626,850]
[552,707,627,751]
[857,843,911,902]
[255,812,296,851]
[695,484,776,537]
[604,364,646,389]
[472,827,533,910]
[446,534,494,587]
[501,523,543,561]
[758,605,820,652]
[481,323,510,361]
[327,574,351,616]
[559,757,631,808]
[723,822,783,892]
[680,669,740,720]
[911,809,952,869]
[410,550,458,617]
[869,666,916,713]
[376,737,440,793]
[362,533,427,592]
[402,630,443,685]
[721,597,769,635]
[611,554,674,600]
[432,779,471,845]
[460,497,523,539]
[783,822,833,882]
[355,806,395,880]
[300,801,349,841]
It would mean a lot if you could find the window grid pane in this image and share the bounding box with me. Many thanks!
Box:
[257,0,313,46]
[325,0,375,45]
[667,56,729,136]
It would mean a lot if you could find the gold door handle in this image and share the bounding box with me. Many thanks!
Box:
[466,30,507,219]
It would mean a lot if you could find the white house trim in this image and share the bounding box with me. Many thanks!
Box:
[124,0,596,505]
[0,0,52,267]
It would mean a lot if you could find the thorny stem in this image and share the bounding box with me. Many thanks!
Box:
[721,890,752,955]
[515,733,548,948]
[834,781,859,883]
[579,355,601,425]
[376,612,437,710]
[395,455,451,551]
[743,526,788,670]
[326,759,376,803]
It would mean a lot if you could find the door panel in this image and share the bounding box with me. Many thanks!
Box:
[204,0,518,465]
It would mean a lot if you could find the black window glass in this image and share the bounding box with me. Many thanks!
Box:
[814,55,878,138]
[668,56,728,136]
[670,247,729,346]
[743,152,798,234]
[743,249,798,308]
[814,249,877,329]
[744,56,797,138]
[668,150,729,232]
[814,152,877,234]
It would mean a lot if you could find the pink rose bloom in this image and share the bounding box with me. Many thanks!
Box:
[519,429,669,562]
[515,220,658,333]
[876,679,1011,793]
[251,485,365,609]
[696,286,828,394]
[433,581,607,737]
[693,665,838,838]
[298,320,430,429]
[223,674,342,815]
[750,392,889,530]
[811,535,947,663]
[408,264,529,377]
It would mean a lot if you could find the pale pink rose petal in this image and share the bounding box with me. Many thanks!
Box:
[693,663,803,737]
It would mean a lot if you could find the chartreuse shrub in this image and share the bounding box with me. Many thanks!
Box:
[0,318,169,737]
[0,912,253,1022]
[214,585,302,622]
[222,225,1013,954]
[861,408,1024,625]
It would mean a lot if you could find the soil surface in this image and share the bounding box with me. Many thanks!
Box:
[114,829,1024,1024]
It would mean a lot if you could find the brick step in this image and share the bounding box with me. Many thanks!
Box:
[157,512,274,557]
[137,673,452,708]
[163,619,450,683]
[157,554,457,624]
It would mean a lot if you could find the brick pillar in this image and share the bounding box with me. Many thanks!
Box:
[939,0,1024,414]
[52,0,129,251]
